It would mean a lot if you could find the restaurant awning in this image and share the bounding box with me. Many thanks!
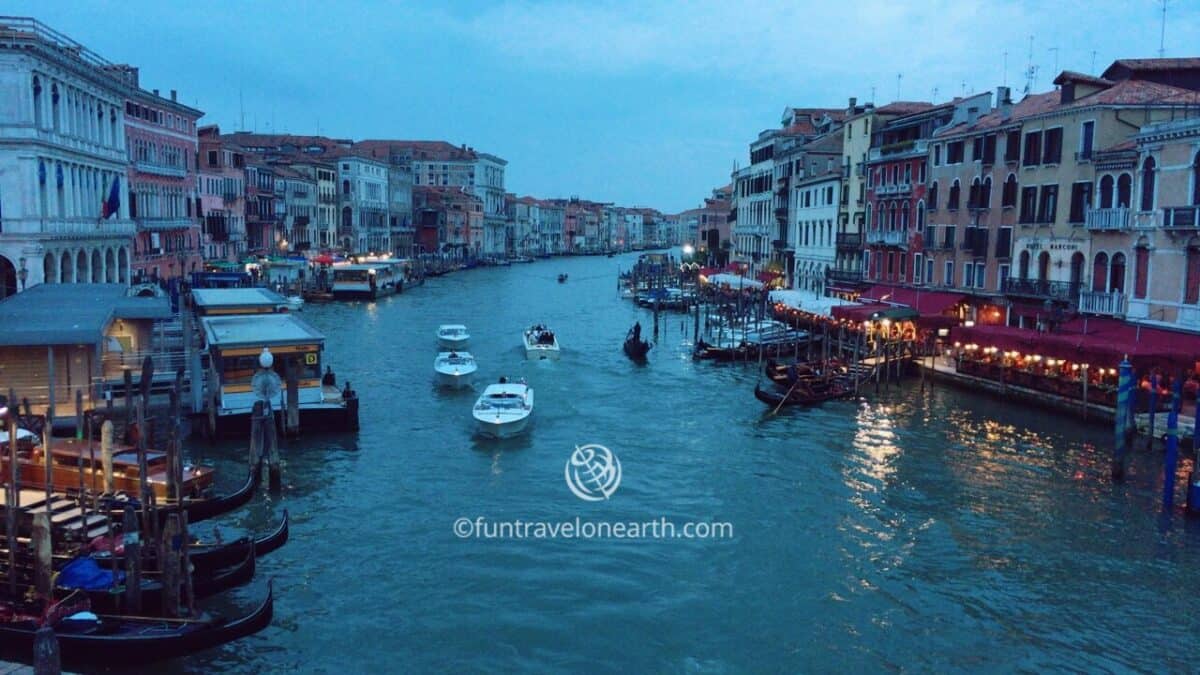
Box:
[858,284,965,318]
[953,319,1200,371]
[831,302,918,323]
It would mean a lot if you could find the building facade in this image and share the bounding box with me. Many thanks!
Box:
[0,18,136,293]
[198,125,246,262]
[334,153,389,253]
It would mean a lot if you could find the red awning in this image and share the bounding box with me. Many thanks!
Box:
[953,320,1200,371]
[831,302,893,322]
[858,284,965,317]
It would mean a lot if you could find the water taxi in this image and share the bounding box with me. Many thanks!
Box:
[434,351,477,388]
[436,324,470,351]
[200,313,358,436]
[523,324,561,360]
[472,381,533,438]
[331,263,402,300]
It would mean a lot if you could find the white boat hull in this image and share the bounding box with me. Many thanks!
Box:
[436,368,476,388]
[524,344,560,360]
[474,414,530,438]
[438,336,471,351]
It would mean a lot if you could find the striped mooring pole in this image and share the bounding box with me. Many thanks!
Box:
[1147,373,1160,450]
[1112,357,1133,481]
[1163,374,1181,510]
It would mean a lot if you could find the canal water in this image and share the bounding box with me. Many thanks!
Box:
[169,252,1200,674]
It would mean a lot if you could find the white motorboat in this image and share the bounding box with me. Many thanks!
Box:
[434,351,477,388]
[523,324,560,360]
[284,295,304,311]
[473,380,534,438]
[437,324,470,351]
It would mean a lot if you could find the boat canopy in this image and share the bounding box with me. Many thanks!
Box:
[202,313,325,349]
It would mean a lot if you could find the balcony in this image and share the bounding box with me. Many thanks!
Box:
[835,232,862,250]
[1085,207,1131,231]
[826,268,865,284]
[1163,206,1200,231]
[869,139,928,161]
[876,183,912,197]
[222,192,239,204]
[1002,277,1080,304]
[2,218,136,237]
[865,230,908,248]
[133,160,188,179]
[774,207,789,219]
[138,217,195,232]
[1078,290,1127,316]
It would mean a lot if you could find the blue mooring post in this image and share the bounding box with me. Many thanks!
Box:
[1112,357,1133,481]
[1147,373,1160,450]
[1163,374,1182,510]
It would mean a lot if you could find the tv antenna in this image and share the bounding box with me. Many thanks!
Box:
[1159,0,1168,57]
[897,73,902,100]
[1048,46,1059,77]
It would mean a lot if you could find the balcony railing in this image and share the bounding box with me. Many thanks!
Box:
[222,192,239,204]
[133,160,188,178]
[869,139,929,161]
[1085,207,1131,231]
[1078,290,1127,316]
[826,268,865,284]
[138,217,195,231]
[876,183,913,197]
[1163,206,1200,230]
[3,218,136,236]
[1002,277,1080,304]
[865,230,908,247]
[835,232,862,249]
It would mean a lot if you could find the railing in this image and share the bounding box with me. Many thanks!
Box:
[138,217,195,231]
[1078,290,1127,316]
[3,218,136,236]
[1085,207,1131,231]
[133,160,188,179]
[1163,206,1200,230]
[835,232,862,249]
[222,192,238,204]
[826,268,864,283]
[876,183,912,197]
[865,230,908,247]
[869,139,929,160]
[1002,277,1080,304]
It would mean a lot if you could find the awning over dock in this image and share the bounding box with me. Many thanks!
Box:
[703,273,763,289]
[858,285,965,320]
[769,290,857,318]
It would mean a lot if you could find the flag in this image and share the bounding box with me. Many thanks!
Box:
[101,177,120,219]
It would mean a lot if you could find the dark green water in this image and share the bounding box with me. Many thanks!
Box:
[157,251,1200,674]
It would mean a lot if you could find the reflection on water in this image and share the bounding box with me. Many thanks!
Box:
[168,253,1200,674]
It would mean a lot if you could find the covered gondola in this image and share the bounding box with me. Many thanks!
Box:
[0,581,274,667]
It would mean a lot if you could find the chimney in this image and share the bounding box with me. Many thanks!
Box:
[170,89,177,102]
[996,86,1013,119]
[848,96,857,113]
[152,88,159,97]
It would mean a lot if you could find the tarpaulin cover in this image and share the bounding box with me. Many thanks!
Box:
[58,556,124,591]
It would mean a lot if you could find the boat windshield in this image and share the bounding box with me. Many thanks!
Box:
[476,394,525,410]
[440,328,466,337]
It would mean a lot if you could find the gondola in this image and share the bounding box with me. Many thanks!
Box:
[622,326,652,362]
[51,547,256,615]
[753,381,853,408]
[763,358,845,385]
[0,580,274,667]
[158,460,262,527]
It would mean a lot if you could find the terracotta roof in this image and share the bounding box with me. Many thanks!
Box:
[1097,139,1137,153]
[355,140,478,161]
[873,101,935,115]
[1053,70,1114,87]
[1074,77,1200,106]
[1104,58,1200,76]
[933,90,1059,136]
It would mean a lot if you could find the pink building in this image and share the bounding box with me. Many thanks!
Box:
[197,125,247,262]
[115,69,204,283]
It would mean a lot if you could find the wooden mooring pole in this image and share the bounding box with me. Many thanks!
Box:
[1163,373,1182,511]
[1112,357,1133,481]
[122,504,142,613]
[7,389,19,597]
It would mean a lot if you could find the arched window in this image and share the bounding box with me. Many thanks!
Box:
[900,201,910,230]
[1117,173,1132,208]
[929,181,939,209]
[342,179,351,195]
[32,76,42,128]
[1018,250,1030,279]
[1070,252,1085,290]
[50,84,59,131]
[341,206,352,228]
[1002,174,1018,207]
[916,200,926,230]
[1099,175,1114,208]
[1092,252,1108,292]
[1110,252,1126,294]
[1037,251,1050,281]
[948,179,960,210]
[1134,245,1150,299]
[969,177,981,208]
[1140,158,1156,211]
[1187,240,1200,304]
[982,176,992,208]
[1193,153,1200,206]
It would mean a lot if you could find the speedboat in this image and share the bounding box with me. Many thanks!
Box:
[523,324,561,360]
[284,295,304,311]
[437,324,471,350]
[472,381,534,438]
[434,351,477,388]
